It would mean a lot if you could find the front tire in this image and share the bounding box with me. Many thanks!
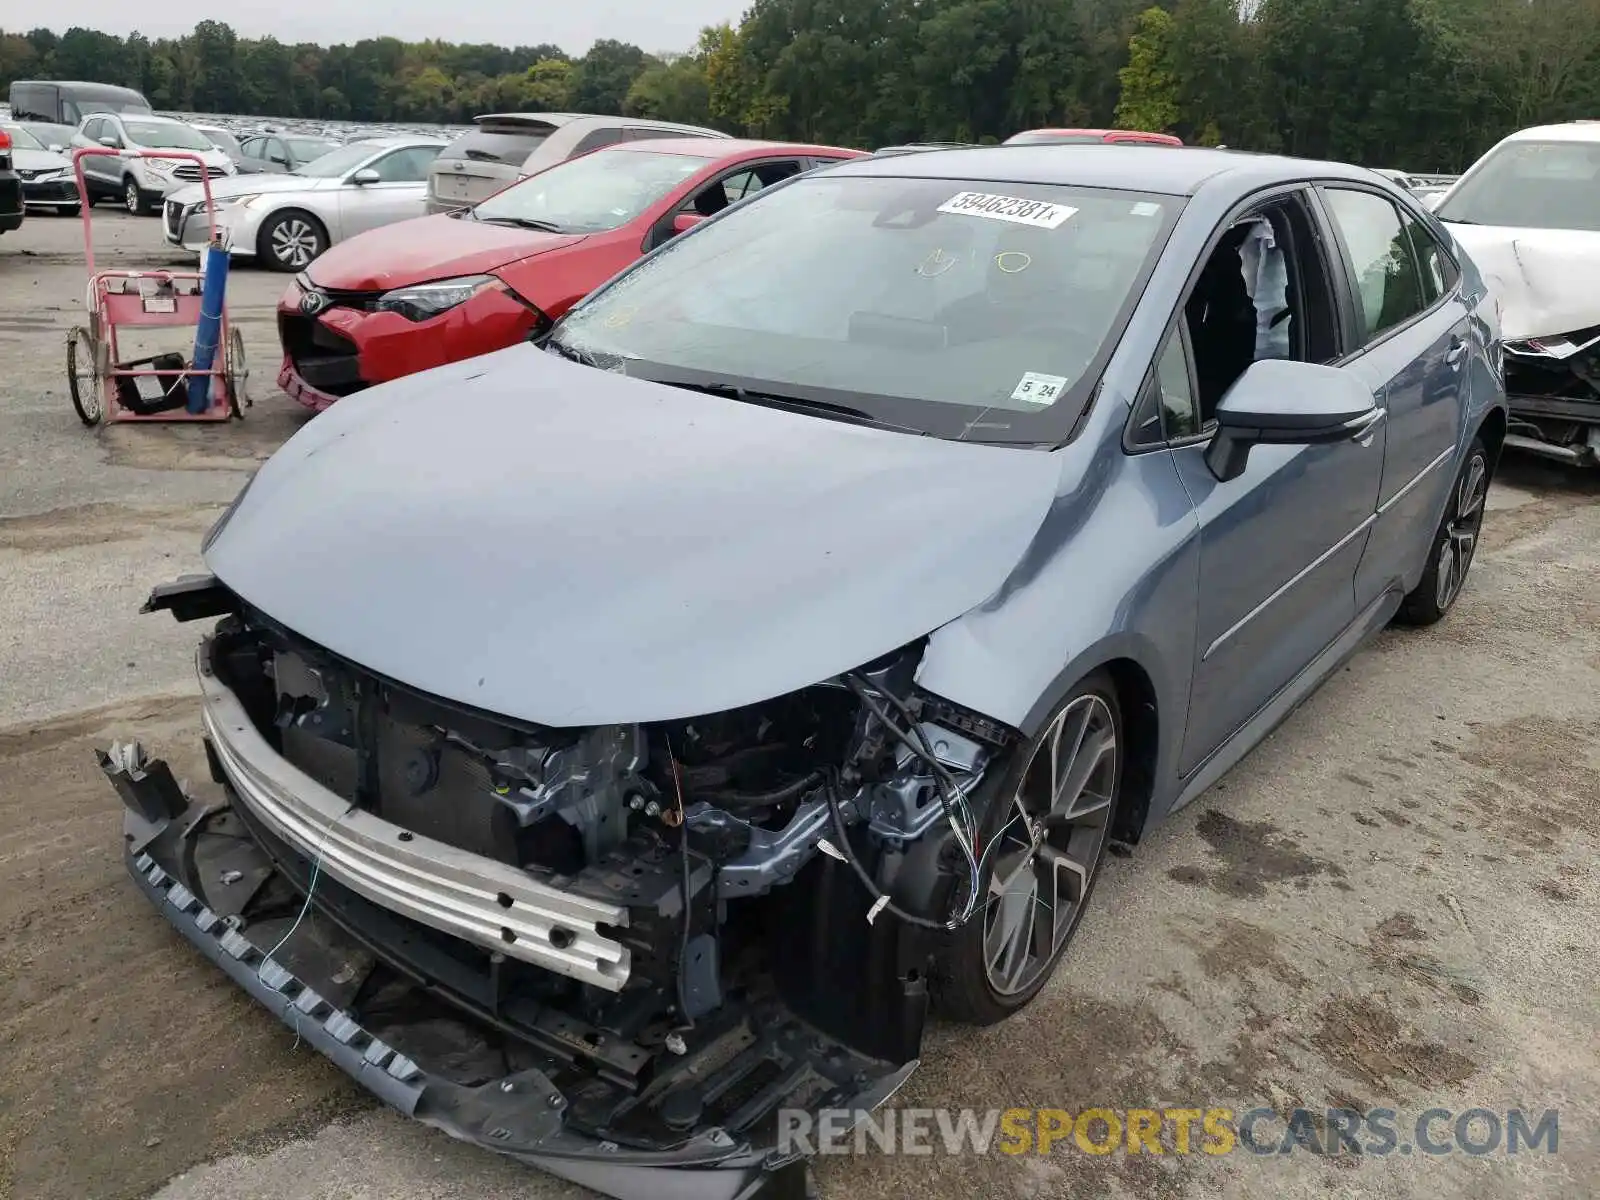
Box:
[257,209,328,272]
[123,175,154,216]
[933,670,1124,1025]
[1396,437,1489,626]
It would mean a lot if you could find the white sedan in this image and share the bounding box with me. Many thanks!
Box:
[163,135,447,271]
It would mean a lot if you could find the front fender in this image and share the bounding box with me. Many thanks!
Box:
[914,419,1200,830]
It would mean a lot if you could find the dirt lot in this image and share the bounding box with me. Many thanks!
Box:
[1,209,1597,1200]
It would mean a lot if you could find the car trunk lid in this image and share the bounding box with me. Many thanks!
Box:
[429,116,565,208]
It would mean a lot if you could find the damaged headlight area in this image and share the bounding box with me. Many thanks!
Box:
[1502,324,1600,467]
[109,585,1019,1198]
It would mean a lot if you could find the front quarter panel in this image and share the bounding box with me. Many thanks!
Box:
[916,414,1201,826]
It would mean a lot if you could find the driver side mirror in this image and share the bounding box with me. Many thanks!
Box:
[49,143,65,153]
[1205,359,1384,483]
[671,211,706,236]
[350,167,380,185]
[97,135,121,149]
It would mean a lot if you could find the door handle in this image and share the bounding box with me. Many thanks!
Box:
[1445,336,1467,367]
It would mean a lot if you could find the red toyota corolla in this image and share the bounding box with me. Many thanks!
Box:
[276,138,864,409]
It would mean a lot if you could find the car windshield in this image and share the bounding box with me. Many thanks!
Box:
[201,128,242,155]
[287,136,340,161]
[551,173,1180,443]
[1437,139,1600,232]
[474,149,706,233]
[4,124,44,150]
[293,141,386,178]
[123,121,215,151]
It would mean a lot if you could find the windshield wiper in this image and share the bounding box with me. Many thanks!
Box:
[478,215,567,233]
[659,381,927,435]
[542,338,599,366]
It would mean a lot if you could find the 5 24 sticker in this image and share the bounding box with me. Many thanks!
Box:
[937,192,1078,229]
[1011,372,1069,406]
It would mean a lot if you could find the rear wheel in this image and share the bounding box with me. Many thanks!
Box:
[1396,437,1489,626]
[933,670,1123,1025]
[67,326,103,426]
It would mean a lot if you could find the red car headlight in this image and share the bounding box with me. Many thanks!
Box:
[375,274,507,322]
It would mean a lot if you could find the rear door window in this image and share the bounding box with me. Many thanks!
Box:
[1400,211,1458,305]
[368,146,440,183]
[1321,188,1430,343]
[439,126,554,167]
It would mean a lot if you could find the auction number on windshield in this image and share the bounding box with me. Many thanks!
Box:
[937,191,1078,229]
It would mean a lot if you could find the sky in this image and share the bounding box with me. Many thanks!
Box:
[31,1,749,56]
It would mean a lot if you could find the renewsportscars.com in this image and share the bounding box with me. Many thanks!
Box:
[778,1105,1560,1158]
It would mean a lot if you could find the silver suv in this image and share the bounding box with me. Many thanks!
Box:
[425,112,729,213]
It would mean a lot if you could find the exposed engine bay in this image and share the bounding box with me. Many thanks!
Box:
[1502,325,1600,467]
[107,578,1018,1198]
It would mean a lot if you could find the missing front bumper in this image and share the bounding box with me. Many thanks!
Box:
[106,741,915,1200]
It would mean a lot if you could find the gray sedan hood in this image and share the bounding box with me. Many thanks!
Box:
[205,346,1063,727]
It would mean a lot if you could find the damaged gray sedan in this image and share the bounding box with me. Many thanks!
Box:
[109,146,1506,1199]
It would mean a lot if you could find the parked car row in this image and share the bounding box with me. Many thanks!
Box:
[120,138,1510,1200]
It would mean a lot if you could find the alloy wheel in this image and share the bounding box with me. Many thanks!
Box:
[982,693,1118,996]
[1435,450,1487,611]
[124,179,140,213]
[271,218,320,269]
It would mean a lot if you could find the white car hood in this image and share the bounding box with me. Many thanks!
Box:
[12,147,73,173]
[1446,222,1600,340]
[169,173,337,205]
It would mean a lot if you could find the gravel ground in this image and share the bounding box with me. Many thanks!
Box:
[1,207,1597,1200]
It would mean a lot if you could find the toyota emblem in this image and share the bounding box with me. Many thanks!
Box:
[300,290,328,316]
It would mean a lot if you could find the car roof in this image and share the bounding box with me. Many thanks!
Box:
[473,112,727,136]
[607,137,860,161]
[20,79,145,95]
[831,143,1389,197]
[105,113,186,125]
[1499,120,1600,144]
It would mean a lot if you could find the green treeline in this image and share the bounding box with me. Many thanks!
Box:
[5,1,1600,171]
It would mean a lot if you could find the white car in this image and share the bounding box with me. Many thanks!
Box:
[2,122,78,214]
[70,113,235,214]
[163,136,446,271]
[1433,120,1600,465]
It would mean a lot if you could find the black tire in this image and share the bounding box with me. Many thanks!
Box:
[257,209,328,272]
[67,326,103,426]
[933,669,1124,1025]
[1396,437,1490,626]
[123,175,154,216]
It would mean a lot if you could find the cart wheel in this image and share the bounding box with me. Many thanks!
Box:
[225,326,249,416]
[66,326,103,426]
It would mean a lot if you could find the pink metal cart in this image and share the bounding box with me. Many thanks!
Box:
[65,147,247,426]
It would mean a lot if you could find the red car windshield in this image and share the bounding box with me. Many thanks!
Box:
[474,150,706,234]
